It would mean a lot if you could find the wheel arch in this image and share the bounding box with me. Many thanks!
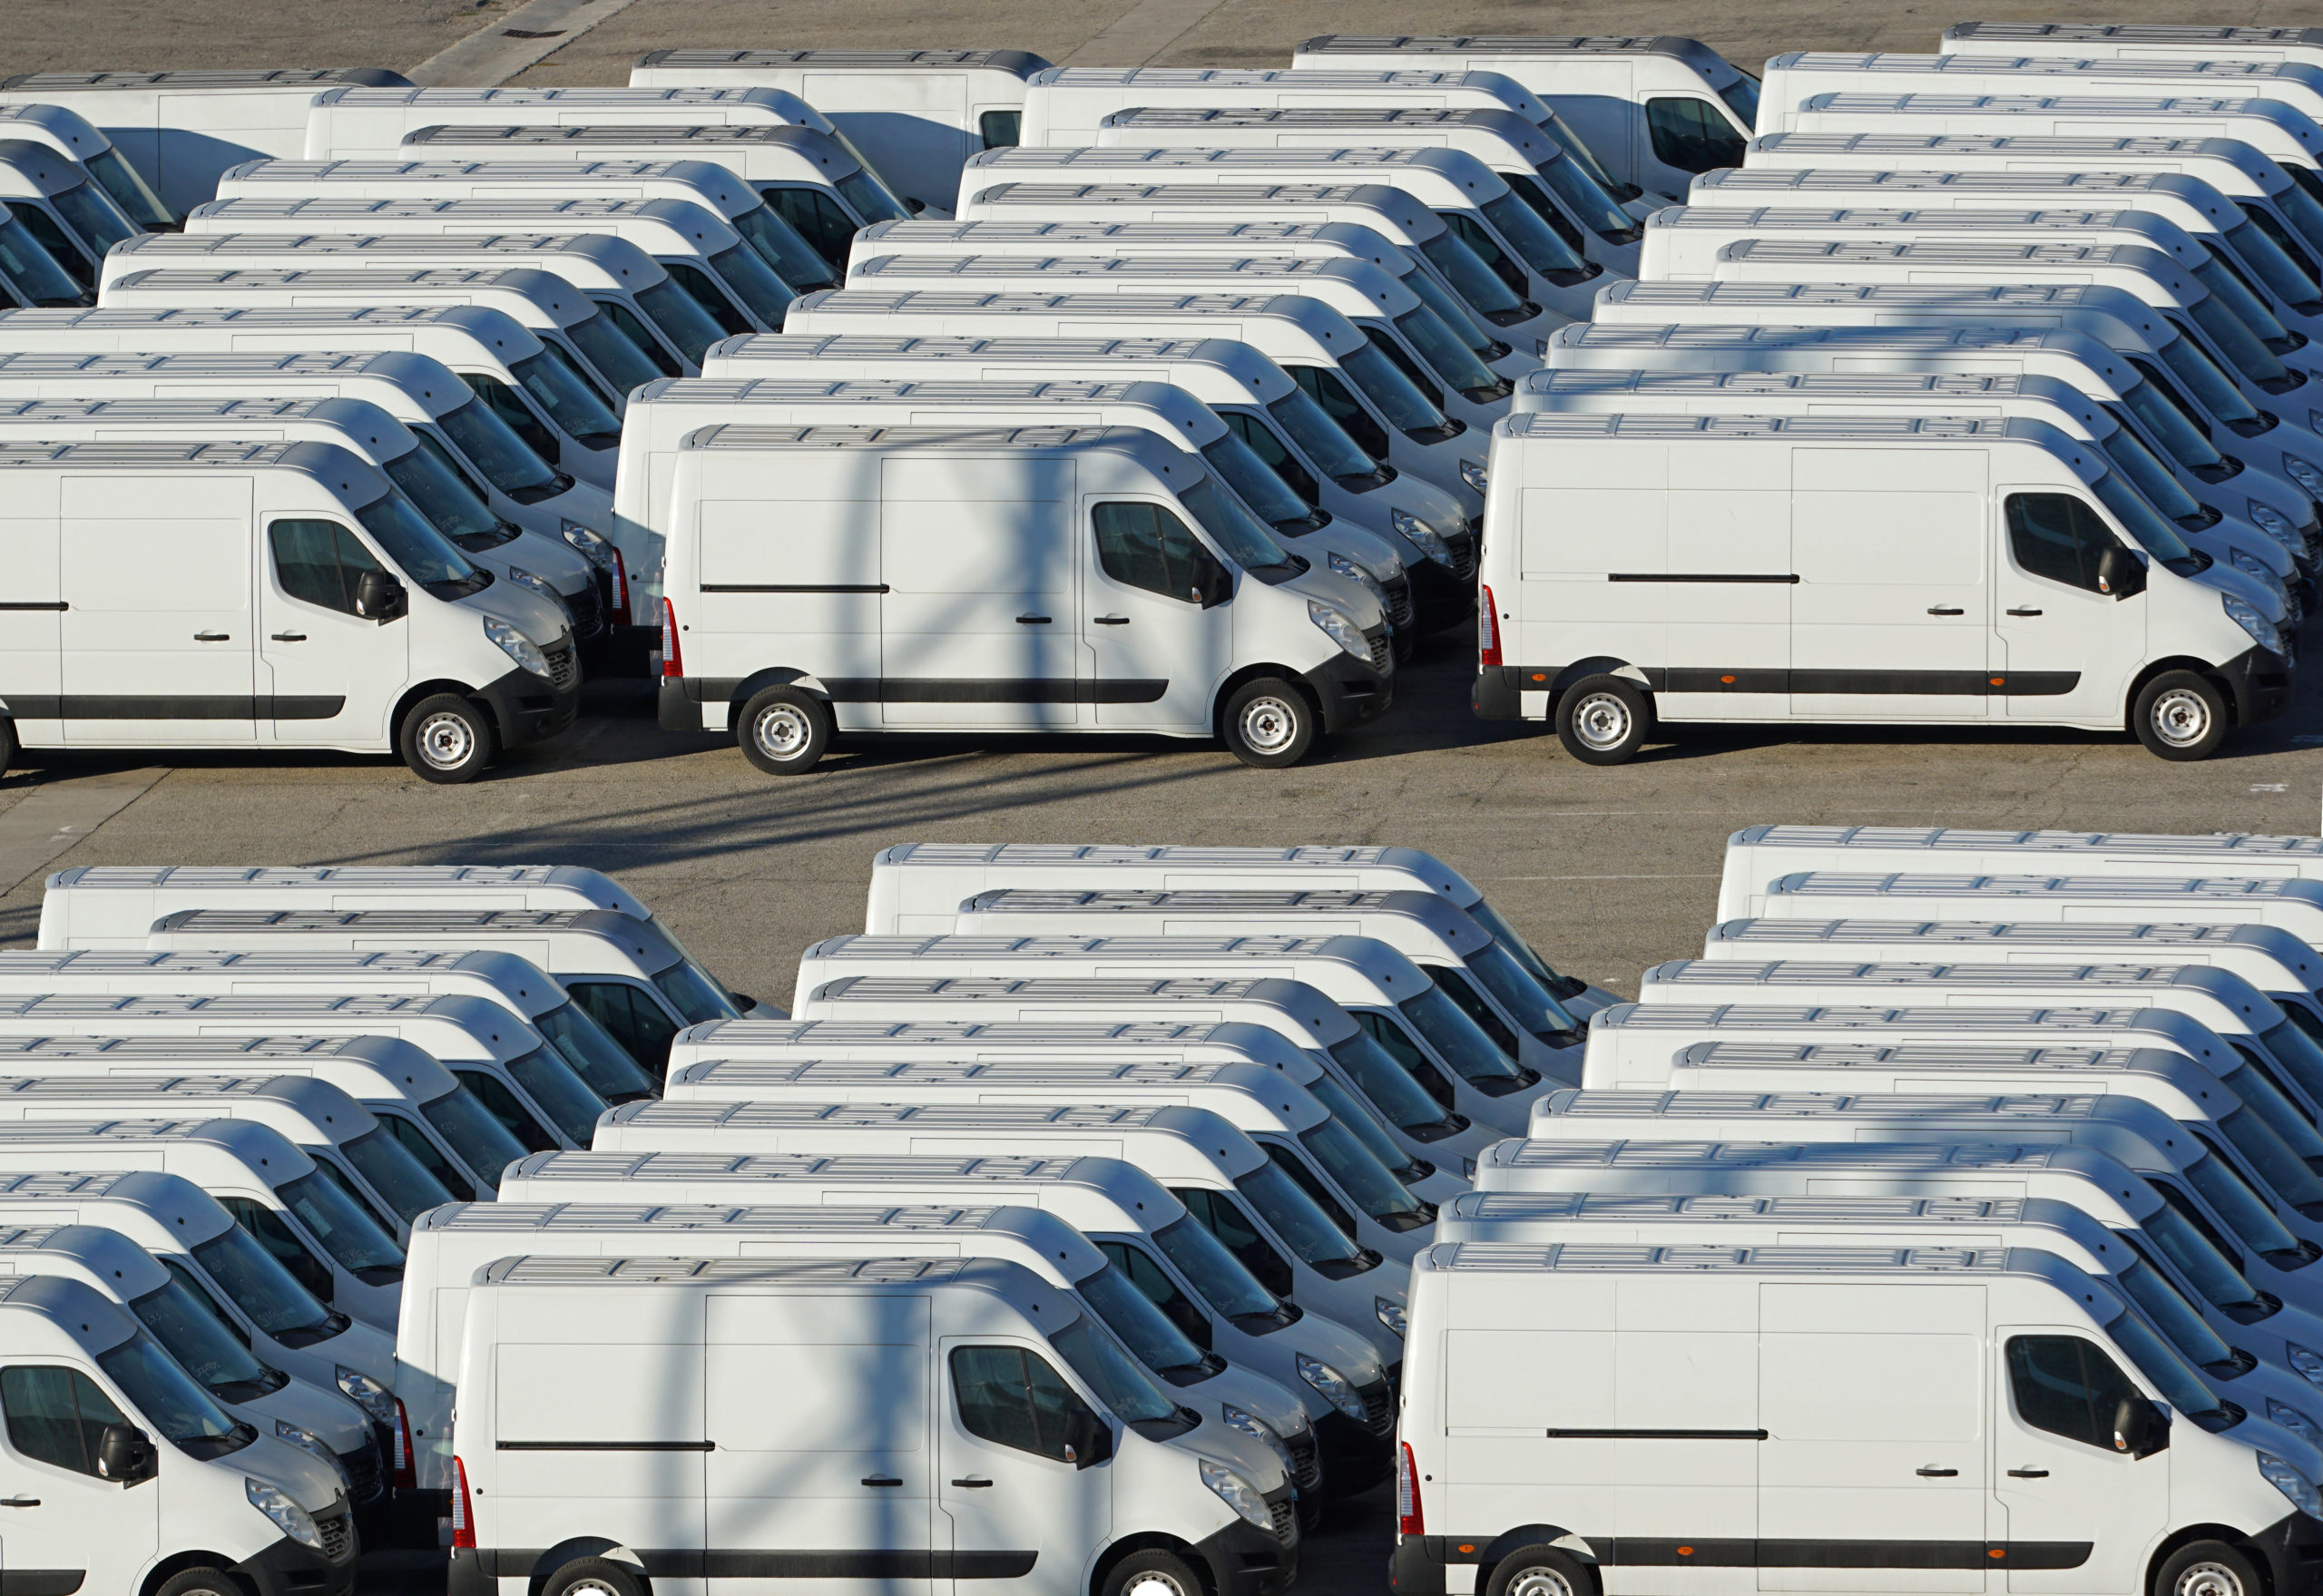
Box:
[1473,1525,1603,1596]
[2123,657,2239,729]
[1544,659,1651,706]
[528,1536,651,1596]
[2144,1525,2269,1596]
[1088,1531,1212,1596]
[392,679,487,736]
[1210,663,1321,739]
[141,1552,256,1596]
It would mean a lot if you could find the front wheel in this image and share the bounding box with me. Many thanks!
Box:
[2132,670,2230,760]
[736,684,833,775]
[2152,1540,2261,1596]
[1221,677,1318,768]
[154,1569,244,1596]
[1555,675,1653,765]
[1101,1548,1207,1596]
[397,693,497,783]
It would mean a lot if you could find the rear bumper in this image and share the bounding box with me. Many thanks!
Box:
[476,661,582,750]
[1299,652,1393,736]
[2217,643,2295,725]
[1473,665,1524,721]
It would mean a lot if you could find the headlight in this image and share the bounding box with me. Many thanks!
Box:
[482,613,550,678]
[505,565,560,602]
[1327,552,1390,609]
[2289,1343,2323,1390]
[1376,1297,1407,1338]
[1200,1458,1276,1530]
[2232,546,2279,580]
[1296,1353,1370,1423]
[335,1366,395,1425]
[1221,1405,1295,1476]
[1308,600,1370,661]
[2284,455,2323,495]
[561,519,615,570]
[2249,502,2301,553]
[1390,509,1453,565]
[2225,592,2282,651]
[1460,458,1488,493]
[2270,1399,2323,1448]
[273,1422,347,1481]
[246,1477,324,1552]
[2259,1451,2323,1518]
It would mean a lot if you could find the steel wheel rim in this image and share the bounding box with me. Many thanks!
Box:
[1121,1572,1194,1596]
[415,710,475,770]
[1572,691,1632,751]
[561,1581,627,1596]
[1506,1564,1580,1596]
[753,703,812,760]
[2150,687,2212,747]
[2175,1562,2247,1596]
[1238,694,1300,755]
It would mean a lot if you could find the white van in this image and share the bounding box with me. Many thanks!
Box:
[657,424,1394,770]
[1788,93,2323,173]
[0,68,414,212]
[662,1013,1490,1179]
[1759,870,2323,953]
[701,331,1478,618]
[1759,54,2323,136]
[1718,824,2323,917]
[1518,368,2310,597]
[615,376,1411,633]
[210,156,843,293]
[628,49,1052,213]
[1476,413,2292,762]
[0,103,180,229]
[490,1148,1399,1496]
[449,1253,1298,1596]
[588,1099,1408,1362]
[1395,1241,2323,1596]
[0,439,580,782]
[397,1201,1312,1513]
[950,888,1588,1081]
[0,138,145,291]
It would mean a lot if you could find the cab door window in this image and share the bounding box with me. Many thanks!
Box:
[1095,1240,1211,1349]
[0,1367,126,1476]
[566,979,681,1072]
[977,111,1022,149]
[1093,502,1228,604]
[1645,96,1747,174]
[950,1346,1096,1462]
[270,519,385,614]
[2005,1335,2145,1448]
[1171,1186,1295,1298]
[1218,411,1318,503]
[763,187,860,275]
[2006,494,2127,593]
[215,1197,334,1303]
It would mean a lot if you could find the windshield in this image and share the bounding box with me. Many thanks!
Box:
[1328,1033,1461,1133]
[421,1086,528,1195]
[2158,327,2267,424]
[1465,939,1582,1039]
[2273,170,2323,260]
[48,179,138,256]
[1047,1316,1181,1425]
[1479,191,1594,280]
[96,1329,250,1455]
[1536,109,1639,203]
[187,1226,338,1341]
[2260,1022,2323,1108]
[2229,211,2323,308]
[1178,475,1294,572]
[1268,390,1382,477]
[3,201,91,286]
[382,442,508,549]
[512,347,623,446]
[1233,1160,1370,1268]
[1393,307,1502,396]
[2185,284,2293,387]
[505,1045,614,1144]
[2112,1255,2239,1370]
[1716,73,1762,131]
[835,167,910,226]
[1300,1068,1428,1173]
[1152,1214,1285,1320]
[2224,1052,2323,1168]
[130,1277,277,1396]
[276,1172,404,1277]
[601,299,684,378]
[1076,1260,1213,1378]
[2180,1143,2307,1259]
[710,242,796,327]
[534,1001,659,1102]
[2105,1306,2232,1422]
[451,1068,559,1152]
[565,303,673,390]
[1200,434,1318,530]
[2101,423,2206,523]
[1341,338,1453,434]
[0,214,85,307]
[2214,1105,2323,1213]
[652,961,740,1026]
[1416,230,1527,323]
[730,204,840,291]
[2089,471,2198,565]
[1299,1118,1430,1227]
[354,490,491,597]
[2195,249,2296,345]
[435,396,562,495]
[83,146,175,230]
[635,277,727,367]
[1220,411,1319,506]
[1400,984,1528,1083]
[2146,1180,2275,1312]
[1396,259,1502,357]
[1533,154,1637,244]
[339,1126,456,1225]
[1461,896,1583,998]
[2116,374,2227,468]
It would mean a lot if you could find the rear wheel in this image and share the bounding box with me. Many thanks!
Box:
[397,694,496,783]
[0,718,15,780]
[1221,677,1318,768]
[1486,1544,1599,1596]
[1555,675,1652,765]
[736,685,832,775]
[537,1556,647,1596]
[2132,670,2230,760]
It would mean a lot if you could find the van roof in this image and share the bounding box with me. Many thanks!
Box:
[151,906,662,940]
[711,332,1272,374]
[1504,413,2018,440]
[864,219,1388,250]
[1299,34,1721,61]
[0,69,408,90]
[1769,872,2323,902]
[50,862,640,893]
[794,289,1344,332]
[1555,323,2093,354]
[0,305,519,335]
[417,1199,1016,1232]
[0,396,398,425]
[676,1057,1276,1087]
[1648,957,2236,991]
[1422,1239,2022,1275]
[975,181,1430,214]
[1664,207,2167,235]
[883,840,1459,876]
[0,992,476,1020]
[1544,1088,2157,1131]
[405,124,831,152]
[122,234,644,266]
[191,194,720,228]
[1734,824,2323,857]
[1756,131,2261,159]
[315,86,799,108]
[1456,1190,2035,1222]
[1605,280,2111,308]
[806,933,1377,964]
[480,1253,979,1285]
[681,422,1162,455]
[682,1019,1250,1044]
[1709,918,2310,964]
[510,1150,1093,1182]
[0,948,507,977]
[813,974,1285,1002]
[1593,1002,2210,1039]
[1803,92,2308,122]
[1951,24,2323,47]
[1773,51,2316,82]
[635,47,1051,73]
[1677,1041,2204,1077]
[639,377,1198,416]
[0,1034,388,1060]
[1103,105,1534,132]
[1698,170,2189,199]
[1532,370,2034,398]
[1485,1138,2093,1170]
[0,351,458,383]
[970,147,1482,176]
[0,439,382,490]
[1035,66,1510,86]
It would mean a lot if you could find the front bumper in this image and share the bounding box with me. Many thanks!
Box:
[2217,643,2296,726]
[1191,1488,1300,1596]
[1314,1405,1395,1495]
[1298,651,1393,736]
[1408,553,1477,633]
[475,651,583,750]
[2249,1509,2323,1596]
[232,1513,358,1596]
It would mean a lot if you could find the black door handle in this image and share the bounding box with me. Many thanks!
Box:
[862,1476,902,1488]
[1926,606,1964,616]
[1093,615,1130,625]
[1916,1466,1959,1477]
[950,1477,994,1488]
[2007,1468,2050,1478]
[0,1496,39,1507]
[1015,615,1052,624]
[193,632,231,641]
[2007,607,2044,617]
[270,632,308,642]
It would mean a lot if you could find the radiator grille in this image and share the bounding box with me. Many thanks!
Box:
[544,640,580,691]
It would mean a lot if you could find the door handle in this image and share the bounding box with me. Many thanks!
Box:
[2007,1468,2050,1479]
[950,1477,994,1488]
[2007,607,2044,617]
[1093,614,1130,625]
[1926,606,1964,616]
[193,632,231,641]
[0,1496,38,1507]
[1915,1467,1959,1477]
[1015,615,1052,625]
[270,632,308,642]
[861,1475,903,1488]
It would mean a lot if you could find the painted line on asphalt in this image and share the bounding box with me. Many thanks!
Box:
[1061,0,1235,65]
[0,767,167,896]
[407,0,643,86]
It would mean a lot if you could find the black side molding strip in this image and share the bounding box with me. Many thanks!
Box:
[1609,573,1800,584]
[0,602,65,612]
[496,1440,714,1452]
[1544,1427,1768,1440]
[701,584,890,593]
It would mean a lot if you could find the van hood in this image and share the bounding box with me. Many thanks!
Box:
[1280,561,1385,632]
[452,576,571,651]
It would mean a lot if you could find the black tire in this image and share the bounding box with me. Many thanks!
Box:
[538,1556,648,1596]
[1555,675,1653,765]
[2132,670,2230,760]
[2151,1539,2262,1596]
[1222,676,1318,769]
[1485,1543,1600,1596]
[153,1568,243,1596]
[0,718,15,781]
[1100,1546,1207,1596]
[735,685,832,775]
[397,693,496,783]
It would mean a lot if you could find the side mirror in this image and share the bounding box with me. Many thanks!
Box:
[1061,1404,1114,1471]
[2097,544,2148,601]
[96,1421,156,1486]
[1193,557,1234,610]
[2112,1395,2170,1459]
[355,569,407,623]
[903,197,928,216]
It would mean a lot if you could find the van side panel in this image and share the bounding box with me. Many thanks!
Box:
[0,475,64,746]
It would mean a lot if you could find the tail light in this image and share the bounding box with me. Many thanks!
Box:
[661,597,683,678]
[1397,1441,1423,1537]
[1477,583,1502,670]
[387,1397,416,1490]
[450,1454,476,1551]
[610,546,632,627]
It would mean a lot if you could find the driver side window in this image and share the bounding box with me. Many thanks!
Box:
[2005,1335,2144,1450]
[950,1346,1095,1463]
[1645,96,1747,174]
[1093,501,1227,605]
[270,519,384,616]
[1,1366,126,1477]
[2005,493,2125,594]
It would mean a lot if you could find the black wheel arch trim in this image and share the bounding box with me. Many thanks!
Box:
[525,1536,649,1596]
